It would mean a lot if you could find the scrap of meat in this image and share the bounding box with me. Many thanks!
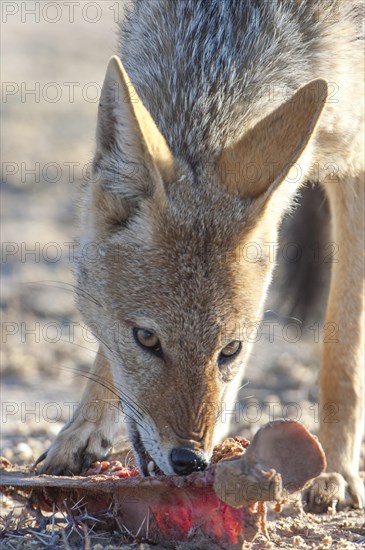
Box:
[211,436,250,464]
[84,460,139,477]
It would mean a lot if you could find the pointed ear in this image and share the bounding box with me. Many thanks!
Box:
[92,56,174,232]
[96,56,174,182]
[217,79,328,200]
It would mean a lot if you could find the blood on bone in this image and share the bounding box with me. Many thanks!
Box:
[83,437,255,545]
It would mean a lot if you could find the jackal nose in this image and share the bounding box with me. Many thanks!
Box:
[170,447,208,475]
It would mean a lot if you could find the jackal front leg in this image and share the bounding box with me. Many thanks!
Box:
[36,347,123,474]
[304,175,364,511]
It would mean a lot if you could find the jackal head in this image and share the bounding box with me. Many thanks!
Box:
[77,56,327,475]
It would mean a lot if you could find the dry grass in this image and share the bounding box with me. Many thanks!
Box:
[1,494,365,549]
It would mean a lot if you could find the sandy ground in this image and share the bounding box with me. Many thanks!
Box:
[1,2,364,549]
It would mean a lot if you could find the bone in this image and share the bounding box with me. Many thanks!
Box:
[0,467,260,549]
[213,419,326,508]
[0,420,326,547]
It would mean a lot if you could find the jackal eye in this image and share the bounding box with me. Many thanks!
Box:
[133,328,162,357]
[218,340,242,364]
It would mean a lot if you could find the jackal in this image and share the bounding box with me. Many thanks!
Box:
[37,0,364,511]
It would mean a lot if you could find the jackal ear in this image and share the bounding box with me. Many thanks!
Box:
[217,79,328,202]
[92,56,174,232]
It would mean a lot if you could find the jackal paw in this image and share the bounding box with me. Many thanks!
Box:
[35,422,112,475]
[303,472,364,513]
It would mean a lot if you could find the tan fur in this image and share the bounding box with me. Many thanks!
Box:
[38,5,364,511]
[37,351,123,474]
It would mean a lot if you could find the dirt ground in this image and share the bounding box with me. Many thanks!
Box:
[1,2,364,549]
